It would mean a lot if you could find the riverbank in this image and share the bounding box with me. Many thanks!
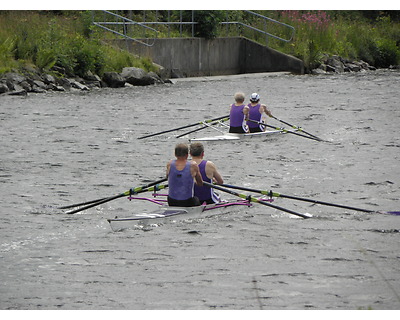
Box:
[0,65,171,96]
[1,54,398,97]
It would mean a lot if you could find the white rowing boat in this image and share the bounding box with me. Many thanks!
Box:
[107,198,252,231]
[186,118,300,141]
[189,129,296,142]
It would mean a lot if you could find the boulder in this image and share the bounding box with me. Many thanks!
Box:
[42,74,56,84]
[102,72,126,88]
[0,82,9,94]
[121,67,155,86]
[56,78,72,90]
[325,56,345,73]
[70,79,89,91]
[148,71,164,84]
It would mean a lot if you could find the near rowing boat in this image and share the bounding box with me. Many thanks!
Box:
[107,195,253,232]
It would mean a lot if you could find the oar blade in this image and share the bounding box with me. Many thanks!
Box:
[381,211,400,216]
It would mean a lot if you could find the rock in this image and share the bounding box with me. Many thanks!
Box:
[8,89,27,96]
[0,82,9,94]
[43,74,56,84]
[121,67,155,86]
[6,72,27,84]
[47,83,66,91]
[20,81,32,92]
[56,78,72,90]
[148,71,164,84]
[70,79,89,91]
[325,55,345,73]
[102,72,126,88]
[311,68,327,75]
[84,71,101,82]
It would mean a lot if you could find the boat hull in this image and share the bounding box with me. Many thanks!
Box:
[107,200,251,231]
[189,129,296,142]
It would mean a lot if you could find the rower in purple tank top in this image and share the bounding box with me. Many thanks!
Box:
[246,93,273,133]
[229,92,249,133]
[190,142,224,204]
[166,143,203,207]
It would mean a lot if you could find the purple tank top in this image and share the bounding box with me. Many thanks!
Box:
[168,160,194,200]
[247,103,262,128]
[194,160,212,201]
[230,104,246,127]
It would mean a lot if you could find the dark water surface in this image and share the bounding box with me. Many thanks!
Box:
[1,70,399,310]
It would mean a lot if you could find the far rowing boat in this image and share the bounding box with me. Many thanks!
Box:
[189,129,297,142]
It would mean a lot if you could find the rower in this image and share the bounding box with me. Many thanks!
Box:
[166,143,203,207]
[246,93,273,133]
[190,142,224,204]
[229,92,249,133]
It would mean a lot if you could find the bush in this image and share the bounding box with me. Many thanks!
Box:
[192,10,224,39]
[374,39,399,67]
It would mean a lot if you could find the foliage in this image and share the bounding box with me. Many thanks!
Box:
[0,10,156,77]
[1,10,399,77]
[191,10,224,39]
[273,10,400,69]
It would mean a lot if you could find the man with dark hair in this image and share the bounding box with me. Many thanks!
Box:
[166,143,203,207]
[190,142,223,204]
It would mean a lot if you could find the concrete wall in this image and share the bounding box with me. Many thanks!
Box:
[111,37,304,77]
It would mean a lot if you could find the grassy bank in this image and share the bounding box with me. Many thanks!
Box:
[0,11,156,77]
[268,10,400,71]
[1,10,399,77]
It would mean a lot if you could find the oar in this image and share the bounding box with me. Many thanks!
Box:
[59,197,109,210]
[175,116,230,138]
[270,115,323,141]
[247,119,321,142]
[63,178,168,214]
[221,184,400,216]
[138,115,229,139]
[202,182,312,219]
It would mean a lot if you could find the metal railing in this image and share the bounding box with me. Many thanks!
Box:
[92,10,159,46]
[92,10,295,47]
[222,11,295,45]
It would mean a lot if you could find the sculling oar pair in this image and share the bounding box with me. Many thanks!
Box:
[247,119,322,142]
[175,116,230,138]
[60,177,168,214]
[269,115,324,141]
[203,181,312,219]
[221,184,400,216]
[138,115,229,139]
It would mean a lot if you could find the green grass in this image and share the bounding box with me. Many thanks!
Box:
[0,10,157,77]
[264,11,400,71]
[1,10,399,76]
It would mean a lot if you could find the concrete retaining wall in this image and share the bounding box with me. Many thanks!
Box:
[111,37,304,77]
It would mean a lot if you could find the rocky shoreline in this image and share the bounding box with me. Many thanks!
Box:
[0,66,171,97]
[1,55,399,97]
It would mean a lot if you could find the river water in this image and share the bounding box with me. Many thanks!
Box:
[0,70,399,310]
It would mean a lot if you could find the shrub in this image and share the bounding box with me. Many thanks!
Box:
[374,39,399,67]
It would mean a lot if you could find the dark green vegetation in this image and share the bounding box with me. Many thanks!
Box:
[1,10,399,77]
